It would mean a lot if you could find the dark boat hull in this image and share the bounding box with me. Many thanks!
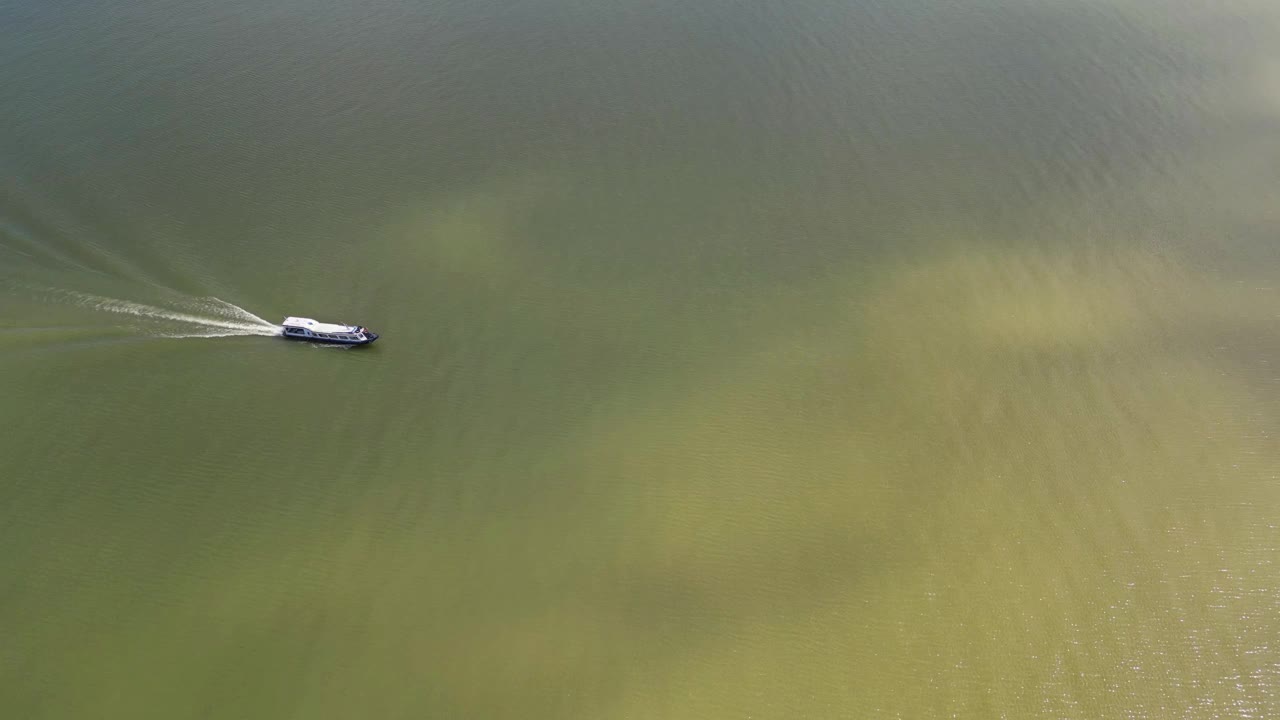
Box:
[282,333,378,346]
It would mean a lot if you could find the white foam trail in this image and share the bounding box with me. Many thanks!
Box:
[165,295,278,327]
[154,329,277,339]
[52,289,280,338]
[202,297,278,327]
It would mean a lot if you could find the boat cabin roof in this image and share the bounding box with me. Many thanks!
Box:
[282,317,358,334]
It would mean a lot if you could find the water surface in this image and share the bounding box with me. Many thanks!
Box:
[2,0,1279,717]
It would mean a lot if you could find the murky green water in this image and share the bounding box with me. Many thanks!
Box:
[2,0,1279,717]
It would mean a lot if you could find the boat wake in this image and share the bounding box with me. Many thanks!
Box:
[0,189,280,342]
[34,288,280,340]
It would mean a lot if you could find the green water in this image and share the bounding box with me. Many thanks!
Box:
[2,0,1279,717]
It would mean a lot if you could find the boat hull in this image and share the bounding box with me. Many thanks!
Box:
[281,332,378,346]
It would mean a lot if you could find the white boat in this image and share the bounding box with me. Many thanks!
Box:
[280,317,379,346]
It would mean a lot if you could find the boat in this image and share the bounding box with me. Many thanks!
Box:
[280,317,379,346]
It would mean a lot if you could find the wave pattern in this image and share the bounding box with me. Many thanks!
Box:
[17,286,280,339]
